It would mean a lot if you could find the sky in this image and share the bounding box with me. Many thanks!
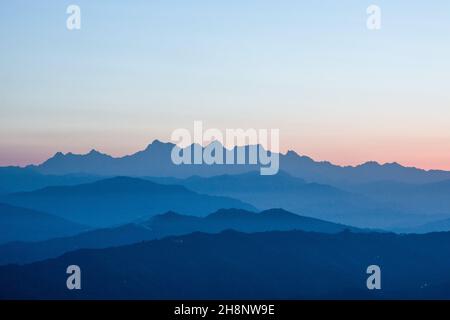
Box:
[1,0,450,169]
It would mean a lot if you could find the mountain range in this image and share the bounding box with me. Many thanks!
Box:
[348,179,450,217]
[2,165,450,229]
[145,171,438,229]
[0,166,99,193]
[0,177,255,227]
[0,208,360,265]
[0,203,87,244]
[26,140,450,186]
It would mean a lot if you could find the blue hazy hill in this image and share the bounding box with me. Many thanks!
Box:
[2,229,450,299]
[144,208,362,235]
[2,166,449,229]
[0,203,87,244]
[146,171,433,229]
[397,217,450,234]
[0,166,102,193]
[146,170,310,193]
[0,208,360,265]
[0,224,153,265]
[0,177,255,227]
[348,179,450,218]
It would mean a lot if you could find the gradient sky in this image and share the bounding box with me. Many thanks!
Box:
[1,0,450,169]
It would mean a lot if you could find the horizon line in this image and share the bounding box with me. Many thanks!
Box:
[2,138,448,174]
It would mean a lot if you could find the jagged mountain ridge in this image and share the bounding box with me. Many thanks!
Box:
[28,140,450,185]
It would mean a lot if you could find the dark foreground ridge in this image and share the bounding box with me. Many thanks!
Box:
[1,229,450,299]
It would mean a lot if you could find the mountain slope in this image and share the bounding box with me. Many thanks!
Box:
[0,166,101,193]
[0,203,87,244]
[0,177,255,227]
[0,208,359,265]
[2,230,450,299]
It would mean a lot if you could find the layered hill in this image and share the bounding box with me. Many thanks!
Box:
[0,203,86,244]
[0,177,255,227]
[0,208,359,265]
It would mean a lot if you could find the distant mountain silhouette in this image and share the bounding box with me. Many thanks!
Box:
[0,177,255,227]
[2,165,449,229]
[0,166,101,193]
[0,203,86,244]
[34,140,259,177]
[147,171,309,193]
[282,153,450,185]
[2,230,450,299]
[26,140,450,185]
[348,179,450,217]
[0,208,360,265]
[145,208,362,235]
[146,171,432,229]
[36,149,115,175]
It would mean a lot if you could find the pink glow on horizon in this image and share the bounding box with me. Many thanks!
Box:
[1,139,450,172]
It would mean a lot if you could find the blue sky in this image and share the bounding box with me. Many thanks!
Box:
[1,1,450,169]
